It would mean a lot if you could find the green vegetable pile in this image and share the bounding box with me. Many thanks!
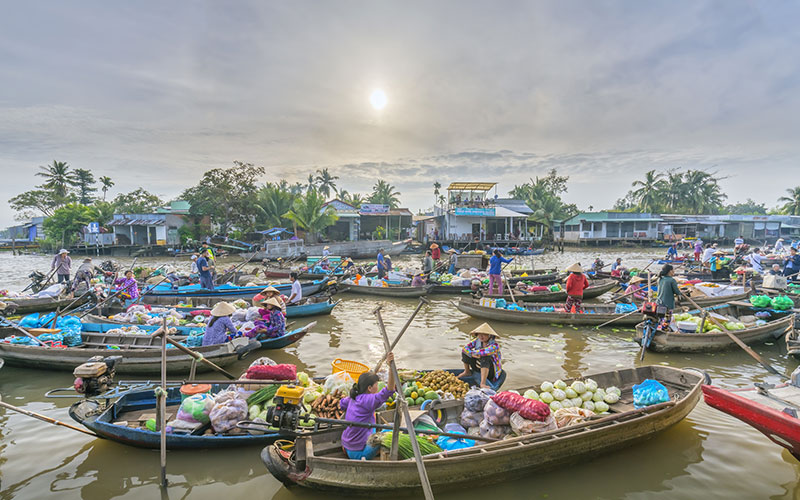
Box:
[773,295,795,311]
[381,432,442,459]
[750,295,773,308]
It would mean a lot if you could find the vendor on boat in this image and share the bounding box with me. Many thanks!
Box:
[71,258,105,296]
[774,238,786,255]
[383,254,393,272]
[701,243,718,264]
[447,248,458,274]
[202,302,238,346]
[196,252,215,290]
[709,250,730,280]
[51,248,72,284]
[656,264,684,329]
[666,244,679,260]
[746,249,765,273]
[626,275,648,301]
[610,257,627,277]
[257,297,286,339]
[411,272,426,287]
[590,258,604,273]
[422,250,434,276]
[770,263,783,276]
[488,249,513,295]
[458,322,505,390]
[693,239,703,262]
[342,257,355,271]
[201,242,216,264]
[113,270,140,300]
[784,247,800,281]
[288,272,302,304]
[253,286,286,313]
[430,243,441,261]
[376,248,386,279]
[564,263,588,313]
[340,352,396,460]
[190,254,200,278]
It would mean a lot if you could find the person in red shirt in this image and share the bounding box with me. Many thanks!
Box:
[430,243,441,261]
[564,263,588,313]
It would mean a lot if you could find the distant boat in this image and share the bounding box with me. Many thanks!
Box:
[243,239,410,260]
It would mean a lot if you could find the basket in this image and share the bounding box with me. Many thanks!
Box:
[332,358,369,381]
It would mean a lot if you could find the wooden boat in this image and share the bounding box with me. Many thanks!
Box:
[4,294,92,315]
[261,365,705,494]
[456,298,642,326]
[68,384,282,449]
[243,238,410,260]
[785,318,800,358]
[139,279,327,305]
[485,279,619,303]
[340,283,432,298]
[633,304,794,353]
[98,297,339,320]
[506,272,562,286]
[702,380,800,460]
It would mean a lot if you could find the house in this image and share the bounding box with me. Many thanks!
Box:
[559,212,662,244]
[4,216,46,242]
[110,213,187,246]
[322,199,360,241]
[358,204,413,240]
[440,182,531,241]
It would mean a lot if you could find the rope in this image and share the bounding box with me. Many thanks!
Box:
[194,354,204,362]
[153,387,167,398]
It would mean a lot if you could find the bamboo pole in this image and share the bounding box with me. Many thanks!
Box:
[0,395,97,436]
[373,298,429,373]
[159,315,168,488]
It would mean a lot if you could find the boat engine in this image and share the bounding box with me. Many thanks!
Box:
[264,385,305,430]
[28,270,47,293]
[73,356,122,397]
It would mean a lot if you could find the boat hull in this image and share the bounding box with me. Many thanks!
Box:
[485,279,619,303]
[6,294,92,315]
[340,284,430,298]
[457,298,642,326]
[139,280,325,305]
[244,239,410,260]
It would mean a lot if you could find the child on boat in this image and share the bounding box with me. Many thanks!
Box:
[458,323,505,390]
[340,353,396,460]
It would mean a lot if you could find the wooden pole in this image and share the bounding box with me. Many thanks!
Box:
[0,319,50,348]
[374,306,435,500]
[152,329,237,380]
[373,298,429,373]
[0,395,97,436]
[159,316,168,488]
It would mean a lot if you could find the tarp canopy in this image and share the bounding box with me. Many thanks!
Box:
[447,182,496,192]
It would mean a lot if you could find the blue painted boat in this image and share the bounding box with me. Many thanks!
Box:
[286,299,339,318]
[140,279,327,299]
[68,384,281,449]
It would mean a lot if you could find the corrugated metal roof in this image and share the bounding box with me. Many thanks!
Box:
[447,182,496,191]
[109,218,165,226]
[563,212,662,224]
[361,208,413,216]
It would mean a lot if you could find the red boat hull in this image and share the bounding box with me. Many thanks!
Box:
[702,384,800,459]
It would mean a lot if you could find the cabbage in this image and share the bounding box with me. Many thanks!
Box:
[606,386,621,396]
[570,381,586,394]
[561,399,574,408]
[248,404,261,420]
[594,401,610,413]
[554,379,567,391]
[580,391,593,402]
[592,389,606,402]
[539,392,554,404]
[570,397,583,407]
[552,389,566,401]
[540,381,554,393]
[582,401,595,412]
[549,401,563,411]
[585,379,598,392]
[297,372,310,387]
[604,392,620,404]
[523,389,539,400]
[565,388,578,399]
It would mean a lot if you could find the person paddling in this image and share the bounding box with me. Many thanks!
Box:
[488,249,513,295]
[51,249,72,284]
[564,263,588,313]
[656,264,684,330]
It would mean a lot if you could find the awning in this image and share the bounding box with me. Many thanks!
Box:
[491,206,528,218]
[110,218,164,226]
[447,182,496,191]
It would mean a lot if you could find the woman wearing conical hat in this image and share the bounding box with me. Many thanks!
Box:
[564,263,588,313]
[202,302,239,346]
[457,323,505,390]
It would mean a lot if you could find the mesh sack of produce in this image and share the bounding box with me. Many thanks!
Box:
[464,387,495,412]
[483,398,511,426]
[478,418,511,439]
[231,309,248,323]
[773,295,795,311]
[176,393,215,424]
[553,407,596,428]
[749,295,773,308]
[209,395,248,433]
[60,324,83,347]
[460,408,483,428]
[509,411,558,435]
[491,391,551,422]
[246,363,297,380]
[38,333,64,343]
[633,379,670,408]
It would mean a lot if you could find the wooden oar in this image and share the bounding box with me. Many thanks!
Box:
[373,298,429,373]
[681,294,788,379]
[152,327,237,379]
[0,394,96,436]
[374,306,435,500]
[593,308,641,329]
[0,318,50,347]
[158,315,168,488]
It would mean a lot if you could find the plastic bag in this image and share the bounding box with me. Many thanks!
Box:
[248,357,277,367]
[491,391,550,422]
[245,307,262,322]
[176,393,215,424]
[479,418,511,439]
[483,399,511,426]
[209,395,248,433]
[231,309,248,323]
[436,423,475,450]
[615,303,638,314]
[323,371,355,395]
[633,379,670,408]
[553,407,596,428]
[464,387,495,412]
[509,412,558,435]
[460,408,483,428]
[749,295,773,308]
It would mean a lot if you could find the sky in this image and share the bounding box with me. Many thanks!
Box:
[1,1,799,227]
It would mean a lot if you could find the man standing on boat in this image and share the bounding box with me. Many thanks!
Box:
[376,248,386,279]
[196,252,215,290]
[783,247,800,282]
[288,272,303,304]
[51,249,72,284]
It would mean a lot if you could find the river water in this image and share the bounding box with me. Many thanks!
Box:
[1,249,798,499]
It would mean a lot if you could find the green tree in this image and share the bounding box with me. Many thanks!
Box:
[36,160,76,199]
[314,168,339,198]
[43,203,96,247]
[369,180,401,208]
[73,168,97,204]
[630,170,664,213]
[182,161,265,233]
[778,187,800,215]
[725,199,767,215]
[91,201,116,226]
[9,189,61,217]
[510,170,577,241]
[433,181,442,207]
[255,181,297,228]
[113,188,164,213]
[338,190,365,209]
[283,189,339,243]
[99,176,114,201]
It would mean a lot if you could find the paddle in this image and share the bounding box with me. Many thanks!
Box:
[158,316,168,488]
[593,308,641,329]
[152,327,237,379]
[0,394,97,436]
[373,298,429,373]
[0,317,50,347]
[373,306,435,500]
[217,251,259,285]
[680,293,788,379]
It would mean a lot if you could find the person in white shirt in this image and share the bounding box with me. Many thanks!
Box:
[288,272,303,304]
[701,244,717,264]
[774,238,786,255]
[190,254,199,275]
[746,250,765,273]
[734,236,744,246]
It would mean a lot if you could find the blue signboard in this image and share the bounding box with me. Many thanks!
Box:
[454,208,495,217]
[87,222,100,234]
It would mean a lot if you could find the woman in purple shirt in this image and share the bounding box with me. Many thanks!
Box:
[202,302,239,346]
[113,270,140,300]
[339,352,396,460]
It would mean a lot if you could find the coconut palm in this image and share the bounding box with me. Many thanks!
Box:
[314,168,339,198]
[255,181,297,227]
[630,170,664,213]
[36,160,77,199]
[283,188,339,242]
[99,176,114,201]
[779,187,800,215]
[369,180,401,208]
[433,181,442,206]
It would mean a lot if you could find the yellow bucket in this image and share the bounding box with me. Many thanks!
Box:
[332,358,369,381]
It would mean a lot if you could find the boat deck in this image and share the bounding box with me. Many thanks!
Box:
[735,385,800,414]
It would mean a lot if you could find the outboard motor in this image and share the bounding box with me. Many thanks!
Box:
[28,270,47,293]
[73,356,122,397]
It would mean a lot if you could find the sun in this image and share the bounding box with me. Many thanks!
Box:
[369,89,387,110]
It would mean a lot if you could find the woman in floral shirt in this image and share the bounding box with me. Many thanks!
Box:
[457,323,504,390]
[113,270,139,300]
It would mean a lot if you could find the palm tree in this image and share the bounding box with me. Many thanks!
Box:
[369,180,401,208]
[36,160,77,199]
[314,168,339,198]
[433,181,441,207]
[99,176,114,201]
[630,170,664,213]
[306,173,317,192]
[779,187,800,215]
[255,182,297,227]
[344,192,365,209]
[283,189,339,242]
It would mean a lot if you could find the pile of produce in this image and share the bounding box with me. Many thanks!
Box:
[381,432,443,459]
[417,370,469,399]
[750,295,774,308]
[522,378,621,414]
[773,295,795,311]
[310,390,345,419]
[672,312,746,333]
